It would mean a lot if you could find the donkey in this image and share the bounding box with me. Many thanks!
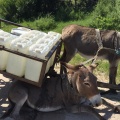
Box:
[60,24,120,94]
[1,62,105,120]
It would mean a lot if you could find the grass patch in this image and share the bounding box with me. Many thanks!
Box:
[69,53,120,84]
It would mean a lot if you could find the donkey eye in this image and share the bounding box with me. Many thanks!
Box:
[83,82,91,87]
[79,75,82,78]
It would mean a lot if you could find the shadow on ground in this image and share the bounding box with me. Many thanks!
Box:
[0,75,120,120]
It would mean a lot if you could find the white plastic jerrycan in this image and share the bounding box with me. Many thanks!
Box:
[48,31,61,44]
[11,27,31,36]
[20,30,47,43]
[6,38,33,77]
[25,44,50,82]
[0,31,17,70]
[47,32,61,66]
[36,35,56,67]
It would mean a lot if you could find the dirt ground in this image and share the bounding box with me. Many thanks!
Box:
[0,65,120,120]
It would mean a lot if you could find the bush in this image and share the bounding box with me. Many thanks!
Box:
[0,0,17,21]
[0,0,35,21]
[91,16,120,30]
[34,15,56,31]
[55,1,85,21]
[0,0,60,21]
[90,0,120,30]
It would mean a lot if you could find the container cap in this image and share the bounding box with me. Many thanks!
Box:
[20,30,47,42]
[29,44,49,59]
[36,38,53,47]
[11,27,31,36]
[48,31,61,38]
[11,38,33,48]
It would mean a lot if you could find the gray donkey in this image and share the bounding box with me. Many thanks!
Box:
[1,62,105,120]
[61,24,120,94]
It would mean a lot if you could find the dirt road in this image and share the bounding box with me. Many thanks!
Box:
[0,69,120,120]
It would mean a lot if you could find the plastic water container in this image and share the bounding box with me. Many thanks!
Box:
[6,38,33,77]
[20,30,47,42]
[0,31,17,70]
[36,37,53,49]
[48,32,61,66]
[0,29,3,32]
[25,44,50,82]
[37,33,61,67]
[48,31,61,44]
[36,36,55,67]
[11,27,31,36]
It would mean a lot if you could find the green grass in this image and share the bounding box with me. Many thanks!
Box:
[69,54,120,84]
[0,15,120,84]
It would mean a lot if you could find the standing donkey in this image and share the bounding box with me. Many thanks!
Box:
[61,24,120,94]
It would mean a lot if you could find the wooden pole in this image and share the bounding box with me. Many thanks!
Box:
[97,81,120,90]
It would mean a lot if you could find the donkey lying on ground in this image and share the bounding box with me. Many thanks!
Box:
[1,62,104,120]
[61,24,120,94]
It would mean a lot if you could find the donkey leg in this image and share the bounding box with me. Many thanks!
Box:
[60,47,77,74]
[80,105,106,120]
[10,94,28,119]
[108,60,118,94]
[67,105,105,120]
[101,60,118,95]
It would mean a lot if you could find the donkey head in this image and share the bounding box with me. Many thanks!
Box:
[61,62,102,107]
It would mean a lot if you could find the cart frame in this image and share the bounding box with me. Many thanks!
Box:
[0,18,62,87]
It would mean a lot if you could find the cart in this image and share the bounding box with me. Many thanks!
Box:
[0,18,62,87]
[0,18,120,90]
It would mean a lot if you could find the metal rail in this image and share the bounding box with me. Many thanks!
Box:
[0,40,61,62]
[0,18,62,87]
[0,18,33,29]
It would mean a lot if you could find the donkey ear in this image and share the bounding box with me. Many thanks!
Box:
[60,61,83,71]
[88,63,99,73]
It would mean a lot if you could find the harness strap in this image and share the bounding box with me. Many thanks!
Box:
[82,30,120,65]
[91,29,103,64]
[95,29,103,49]
[60,74,68,107]
[115,32,120,55]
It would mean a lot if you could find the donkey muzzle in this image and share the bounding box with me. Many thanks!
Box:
[89,94,102,107]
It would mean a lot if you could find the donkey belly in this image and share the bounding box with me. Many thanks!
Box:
[26,78,64,112]
[36,106,63,112]
[27,99,63,112]
[78,51,107,60]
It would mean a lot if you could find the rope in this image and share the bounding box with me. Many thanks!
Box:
[81,48,102,65]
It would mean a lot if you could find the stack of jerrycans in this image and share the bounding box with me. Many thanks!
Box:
[24,32,61,82]
[0,28,61,85]
[6,30,47,77]
[0,30,17,70]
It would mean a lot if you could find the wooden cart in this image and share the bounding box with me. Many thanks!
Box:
[0,18,62,87]
[0,18,120,91]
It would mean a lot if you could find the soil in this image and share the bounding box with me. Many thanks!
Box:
[0,64,120,120]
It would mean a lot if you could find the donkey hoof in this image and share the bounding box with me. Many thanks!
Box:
[114,105,120,113]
